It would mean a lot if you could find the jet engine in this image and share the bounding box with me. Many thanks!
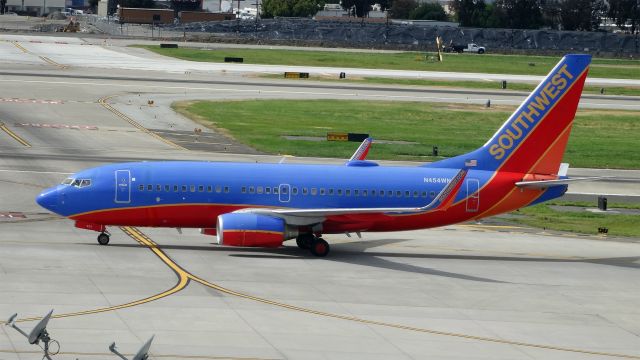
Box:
[216,213,297,247]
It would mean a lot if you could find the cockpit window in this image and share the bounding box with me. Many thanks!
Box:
[61,177,91,187]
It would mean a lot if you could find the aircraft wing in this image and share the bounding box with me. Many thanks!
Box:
[237,168,467,219]
[515,176,608,189]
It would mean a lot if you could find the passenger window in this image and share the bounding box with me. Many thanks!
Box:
[182,185,187,192]
[311,188,317,196]
[320,188,325,195]
[207,186,212,192]
[198,185,204,192]
[215,185,221,193]
[371,190,376,196]
[174,185,179,192]
[292,187,298,195]
[257,186,263,194]
[346,190,351,196]
[273,187,279,194]
[265,187,271,194]
[354,190,359,197]
[154,185,160,191]
[329,188,334,195]
[165,185,170,192]
[422,191,427,197]
[413,191,419,198]
[249,186,255,194]
[224,186,230,193]
[337,189,343,196]
[396,191,402,197]
[242,187,246,194]
[388,190,393,197]
[190,185,196,192]
[430,191,435,198]
[147,185,153,191]
[362,190,367,197]
[139,185,144,191]
[303,188,308,195]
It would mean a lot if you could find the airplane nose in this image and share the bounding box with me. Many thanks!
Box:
[36,188,58,212]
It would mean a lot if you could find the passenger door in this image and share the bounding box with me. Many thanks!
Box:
[115,170,131,203]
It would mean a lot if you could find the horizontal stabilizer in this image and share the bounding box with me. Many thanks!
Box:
[515,177,608,189]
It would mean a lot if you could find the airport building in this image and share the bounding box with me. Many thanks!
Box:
[5,0,68,16]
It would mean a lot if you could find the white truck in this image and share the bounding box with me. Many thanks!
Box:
[446,43,486,54]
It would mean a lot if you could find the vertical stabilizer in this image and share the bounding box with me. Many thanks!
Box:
[427,54,591,175]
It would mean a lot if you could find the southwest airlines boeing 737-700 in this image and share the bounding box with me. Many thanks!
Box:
[37,54,593,257]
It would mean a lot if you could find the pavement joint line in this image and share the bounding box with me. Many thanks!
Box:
[0,122,31,147]
[98,95,187,151]
[2,226,638,358]
[0,227,189,325]
[0,349,275,359]
[117,228,640,359]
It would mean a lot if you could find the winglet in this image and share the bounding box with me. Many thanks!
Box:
[349,137,373,162]
[422,168,468,212]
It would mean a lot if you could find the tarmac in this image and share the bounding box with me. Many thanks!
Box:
[0,34,639,360]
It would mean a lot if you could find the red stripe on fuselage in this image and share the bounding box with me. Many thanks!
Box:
[71,204,245,228]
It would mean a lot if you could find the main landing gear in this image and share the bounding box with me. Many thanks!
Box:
[97,231,110,245]
[296,233,330,257]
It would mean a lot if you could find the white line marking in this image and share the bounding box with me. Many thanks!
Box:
[0,169,72,175]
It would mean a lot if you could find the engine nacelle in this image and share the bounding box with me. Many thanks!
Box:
[217,213,296,248]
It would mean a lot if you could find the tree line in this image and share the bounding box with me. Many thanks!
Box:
[452,0,638,32]
[260,0,639,33]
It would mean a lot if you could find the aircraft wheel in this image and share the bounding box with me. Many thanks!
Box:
[97,233,110,245]
[309,238,330,257]
[296,233,313,249]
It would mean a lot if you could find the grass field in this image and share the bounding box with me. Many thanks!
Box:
[138,45,640,79]
[507,201,640,238]
[173,99,640,169]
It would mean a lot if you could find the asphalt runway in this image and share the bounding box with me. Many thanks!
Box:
[0,34,639,359]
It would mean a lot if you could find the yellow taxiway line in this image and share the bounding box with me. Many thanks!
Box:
[98,95,187,151]
[11,41,68,69]
[0,122,31,147]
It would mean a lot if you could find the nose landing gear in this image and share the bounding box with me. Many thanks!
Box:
[97,231,110,245]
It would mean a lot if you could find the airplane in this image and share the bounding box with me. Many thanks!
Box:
[37,54,593,257]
